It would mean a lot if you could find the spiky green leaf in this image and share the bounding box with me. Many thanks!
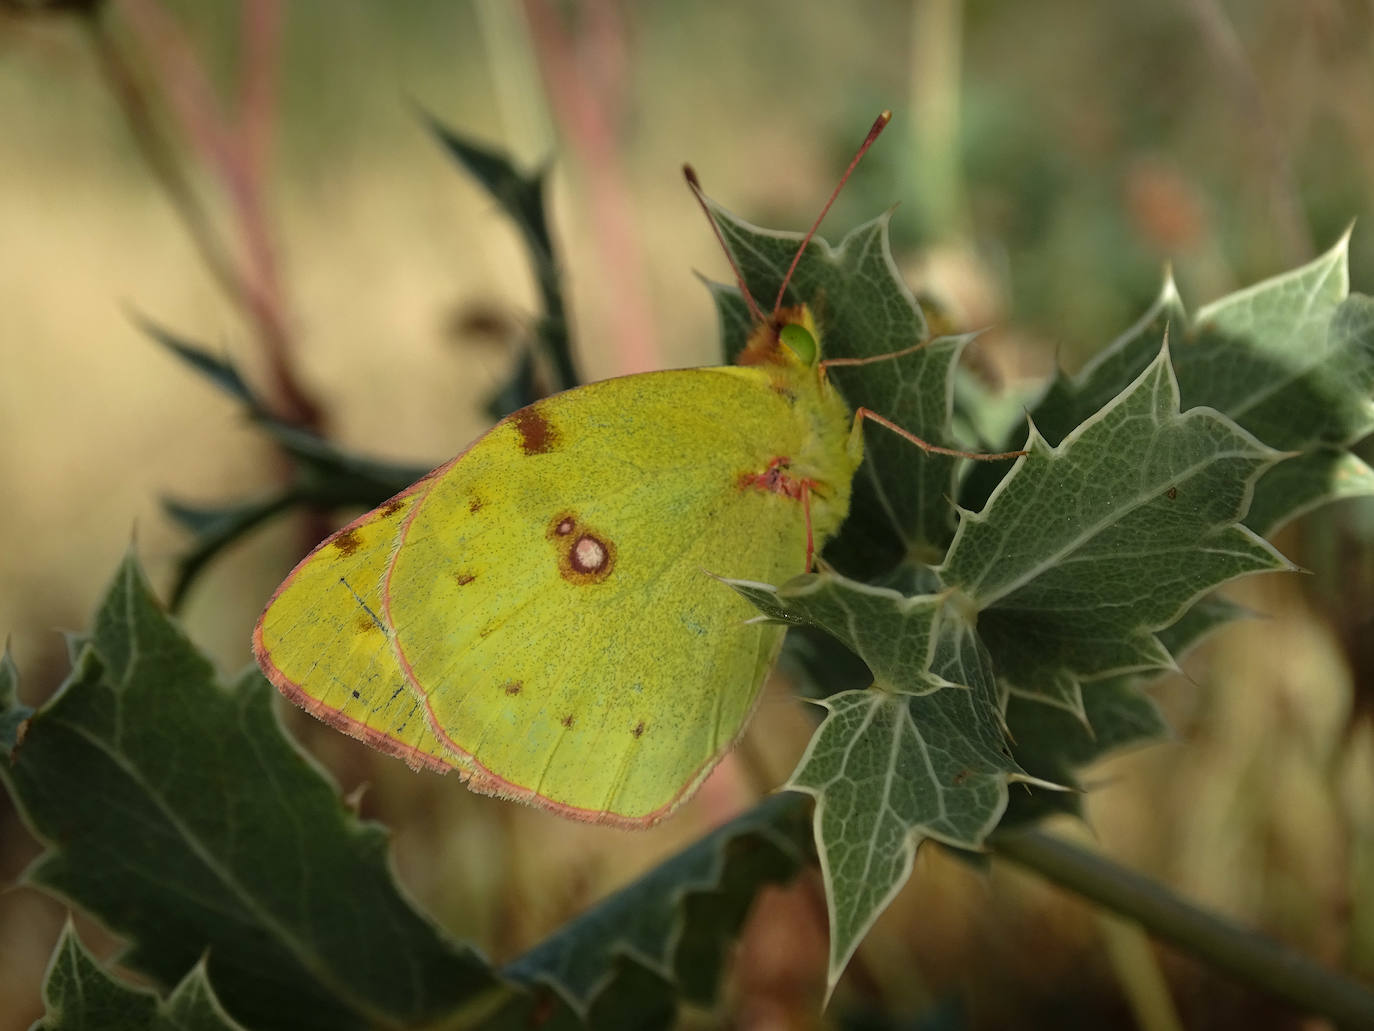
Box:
[36,923,247,1031]
[943,346,1293,707]
[505,793,812,1018]
[0,554,506,1031]
[728,573,1030,989]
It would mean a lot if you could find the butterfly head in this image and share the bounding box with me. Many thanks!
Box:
[684,111,890,381]
[736,303,821,370]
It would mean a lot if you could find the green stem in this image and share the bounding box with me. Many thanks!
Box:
[991,827,1374,1028]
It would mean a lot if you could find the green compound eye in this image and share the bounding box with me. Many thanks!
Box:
[779,323,818,365]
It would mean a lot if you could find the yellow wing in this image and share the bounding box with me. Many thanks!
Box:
[254,365,852,826]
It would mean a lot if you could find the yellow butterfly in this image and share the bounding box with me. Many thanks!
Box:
[253,112,992,826]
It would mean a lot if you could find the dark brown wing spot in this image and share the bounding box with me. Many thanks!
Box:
[354,614,381,634]
[513,406,559,455]
[454,572,476,586]
[632,721,645,738]
[469,495,485,513]
[351,689,362,699]
[332,529,363,556]
[379,499,405,518]
[560,714,575,728]
[502,681,522,696]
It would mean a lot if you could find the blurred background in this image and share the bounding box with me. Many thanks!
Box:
[2,1,1372,1028]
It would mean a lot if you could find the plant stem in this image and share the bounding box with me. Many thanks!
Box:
[991,827,1374,1028]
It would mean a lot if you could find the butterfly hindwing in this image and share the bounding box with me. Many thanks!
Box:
[253,488,457,773]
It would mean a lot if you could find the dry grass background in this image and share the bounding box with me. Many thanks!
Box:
[1,2,1373,1028]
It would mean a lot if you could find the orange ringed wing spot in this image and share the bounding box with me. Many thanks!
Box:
[546,512,616,585]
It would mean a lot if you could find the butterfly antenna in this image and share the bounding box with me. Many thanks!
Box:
[772,110,892,315]
[683,164,767,325]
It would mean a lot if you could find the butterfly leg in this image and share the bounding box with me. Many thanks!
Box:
[802,479,816,570]
[852,407,1027,461]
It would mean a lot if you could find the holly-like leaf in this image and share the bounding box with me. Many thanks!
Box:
[729,575,953,697]
[1244,448,1374,537]
[727,574,1033,991]
[700,201,965,571]
[1174,238,1374,533]
[1000,678,1171,826]
[0,554,508,1031]
[1174,233,1356,449]
[959,273,1183,515]
[967,240,1374,538]
[999,591,1247,827]
[1037,274,1186,448]
[942,345,1294,708]
[37,923,247,1031]
[1154,593,1255,661]
[504,792,812,1020]
[999,593,1245,827]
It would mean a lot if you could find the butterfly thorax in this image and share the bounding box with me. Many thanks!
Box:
[736,305,862,545]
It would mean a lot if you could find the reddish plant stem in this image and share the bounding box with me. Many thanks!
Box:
[521,0,659,375]
[109,0,320,431]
